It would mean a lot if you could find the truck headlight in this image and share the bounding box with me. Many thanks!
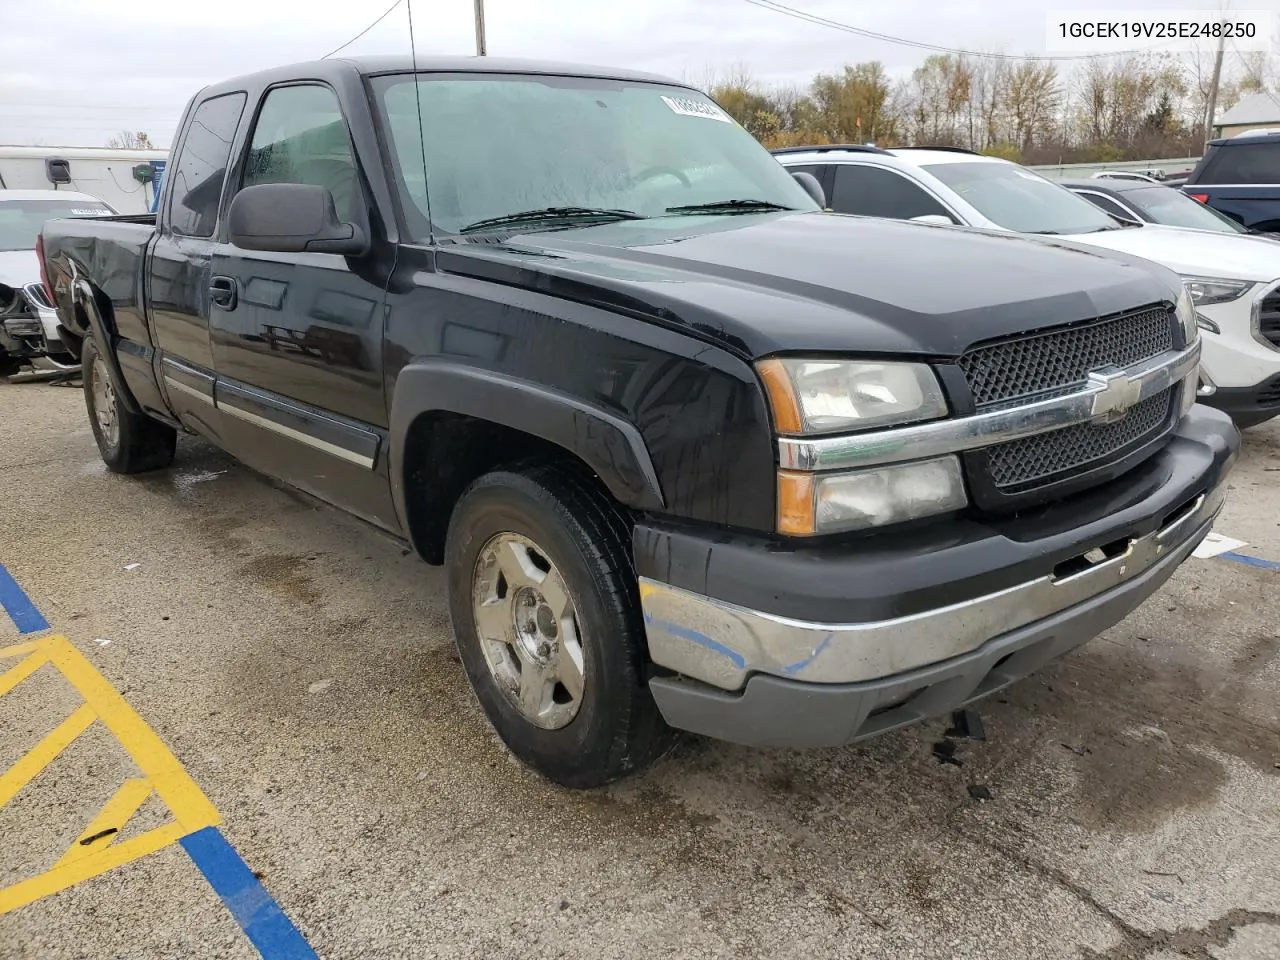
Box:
[757,358,948,435]
[1181,276,1253,307]
[1174,286,1199,346]
[778,457,967,535]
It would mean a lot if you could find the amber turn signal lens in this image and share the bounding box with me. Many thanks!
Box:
[756,358,804,434]
[777,470,816,535]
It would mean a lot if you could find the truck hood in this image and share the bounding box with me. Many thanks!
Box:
[1060,222,1280,283]
[0,250,38,289]
[439,211,1179,358]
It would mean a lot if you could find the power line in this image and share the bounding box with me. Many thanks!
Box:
[739,0,1166,62]
[321,0,404,59]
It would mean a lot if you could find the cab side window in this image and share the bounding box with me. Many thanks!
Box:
[167,92,247,238]
[830,164,957,221]
[241,84,361,220]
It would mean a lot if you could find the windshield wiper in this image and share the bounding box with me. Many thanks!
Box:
[458,206,646,234]
[665,199,796,214]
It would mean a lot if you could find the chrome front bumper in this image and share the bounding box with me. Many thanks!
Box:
[639,483,1222,693]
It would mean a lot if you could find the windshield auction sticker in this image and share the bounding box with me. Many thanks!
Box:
[661,95,733,122]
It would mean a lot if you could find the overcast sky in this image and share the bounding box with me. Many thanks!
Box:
[1,0,1270,148]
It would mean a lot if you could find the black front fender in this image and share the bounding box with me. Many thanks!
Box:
[388,362,666,526]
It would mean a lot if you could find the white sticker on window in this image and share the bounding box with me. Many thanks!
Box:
[661,95,732,123]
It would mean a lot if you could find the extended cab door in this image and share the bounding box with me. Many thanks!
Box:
[148,91,248,436]
[209,82,396,530]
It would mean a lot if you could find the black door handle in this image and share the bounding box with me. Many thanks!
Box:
[209,276,238,310]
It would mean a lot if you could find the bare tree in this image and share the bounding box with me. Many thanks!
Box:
[107,130,155,150]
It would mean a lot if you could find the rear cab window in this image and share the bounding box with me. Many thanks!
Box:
[166,92,248,237]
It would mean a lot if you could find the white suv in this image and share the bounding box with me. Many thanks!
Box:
[774,146,1280,429]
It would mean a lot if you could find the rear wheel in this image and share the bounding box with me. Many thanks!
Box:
[444,462,676,789]
[82,339,176,473]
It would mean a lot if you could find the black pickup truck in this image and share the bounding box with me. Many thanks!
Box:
[39,56,1239,788]
[1182,129,1280,233]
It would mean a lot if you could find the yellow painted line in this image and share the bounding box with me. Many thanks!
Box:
[44,635,220,833]
[0,634,222,914]
[0,704,96,808]
[0,652,48,698]
[52,777,153,869]
[0,822,189,915]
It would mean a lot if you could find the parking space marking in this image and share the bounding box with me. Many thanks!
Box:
[0,562,318,959]
[0,634,220,915]
[1222,551,1280,571]
[181,827,319,960]
[0,563,49,634]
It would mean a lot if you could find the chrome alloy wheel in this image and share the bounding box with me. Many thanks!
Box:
[91,355,119,449]
[472,532,586,730]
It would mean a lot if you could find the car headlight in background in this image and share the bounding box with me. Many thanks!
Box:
[1181,276,1254,307]
[778,457,967,535]
[756,358,948,435]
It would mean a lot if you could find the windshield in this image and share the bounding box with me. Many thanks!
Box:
[0,199,114,252]
[1126,185,1249,233]
[922,162,1118,235]
[370,72,818,238]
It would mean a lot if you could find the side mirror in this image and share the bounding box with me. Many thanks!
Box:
[909,214,953,226]
[228,183,368,256]
[791,171,826,208]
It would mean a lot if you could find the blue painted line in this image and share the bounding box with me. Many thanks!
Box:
[0,561,49,634]
[181,827,318,960]
[644,614,747,669]
[1221,551,1280,571]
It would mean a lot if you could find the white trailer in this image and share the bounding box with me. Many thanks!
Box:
[0,145,168,215]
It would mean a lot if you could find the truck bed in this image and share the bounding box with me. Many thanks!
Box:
[40,214,155,343]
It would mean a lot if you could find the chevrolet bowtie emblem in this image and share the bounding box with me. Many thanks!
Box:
[1088,368,1142,423]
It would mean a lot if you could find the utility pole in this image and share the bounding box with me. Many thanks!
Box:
[474,0,486,56]
[1203,30,1226,147]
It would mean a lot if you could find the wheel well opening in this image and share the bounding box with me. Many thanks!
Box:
[402,412,618,565]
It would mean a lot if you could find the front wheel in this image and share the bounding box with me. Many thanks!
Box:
[82,339,176,473]
[444,463,676,789]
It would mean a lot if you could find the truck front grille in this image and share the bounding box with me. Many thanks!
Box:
[958,305,1173,408]
[1259,289,1280,349]
[957,304,1180,505]
[985,389,1175,491]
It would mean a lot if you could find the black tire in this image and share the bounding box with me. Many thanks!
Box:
[82,338,176,474]
[444,462,677,789]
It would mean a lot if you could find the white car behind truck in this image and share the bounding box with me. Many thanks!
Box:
[0,189,116,377]
[774,146,1280,428]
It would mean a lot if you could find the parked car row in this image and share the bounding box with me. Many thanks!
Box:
[32,58,1243,787]
[773,144,1280,429]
